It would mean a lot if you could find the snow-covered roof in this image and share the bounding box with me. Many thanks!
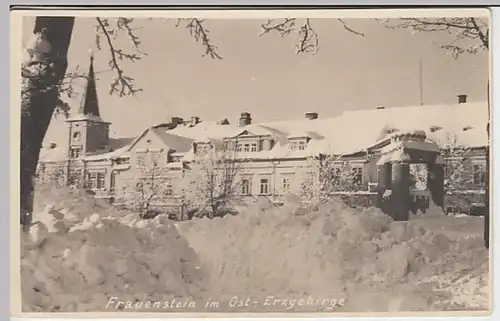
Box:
[39,146,67,162]
[65,114,109,123]
[337,101,488,153]
[39,100,489,164]
[39,136,134,162]
[151,127,195,153]
[85,144,130,161]
[166,120,242,142]
[167,101,489,159]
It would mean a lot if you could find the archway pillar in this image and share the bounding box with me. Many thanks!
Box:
[391,160,411,221]
[427,163,445,209]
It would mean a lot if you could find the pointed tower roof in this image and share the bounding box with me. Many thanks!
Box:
[67,50,108,123]
[79,50,100,117]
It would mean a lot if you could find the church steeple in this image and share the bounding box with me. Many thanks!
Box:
[66,50,111,157]
[78,50,100,117]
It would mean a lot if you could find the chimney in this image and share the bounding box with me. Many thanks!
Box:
[305,112,318,120]
[377,106,385,110]
[458,94,468,104]
[217,118,230,125]
[191,116,200,126]
[171,117,184,126]
[239,112,251,127]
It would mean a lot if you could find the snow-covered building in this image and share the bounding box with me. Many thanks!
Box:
[37,54,489,217]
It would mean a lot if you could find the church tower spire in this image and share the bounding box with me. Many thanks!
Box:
[78,50,101,118]
[66,50,111,157]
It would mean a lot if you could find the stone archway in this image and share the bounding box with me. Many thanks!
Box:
[375,130,445,221]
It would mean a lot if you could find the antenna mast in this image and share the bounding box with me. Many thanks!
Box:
[419,59,424,106]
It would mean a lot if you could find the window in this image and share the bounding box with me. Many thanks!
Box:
[165,179,173,196]
[244,144,250,152]
[236,143,243,152]
[70,147,82,159]
[351,167,363,186]
[473,164,487,185]
[136,153,146,167]
[259,178,270,195]
[115,158,130,165]
[88,172,96,188]
[72,131,81,142]
[298,141,306,150]
[282,177,291,192]
[88,171,106,189]
[151,152,160,167]
[97,172,106,189]
[196,144,211,155]
[241,178,251,195]
[289,141,298,150]
[251,143,257,152]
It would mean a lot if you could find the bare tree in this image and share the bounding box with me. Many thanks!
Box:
[181,147,242,219]
[259,18,364,54]
[21,16,365,231]
[20,16,221,231]
[35,162,67,187]
[380,16,490,246]
[432,133,487,214]
[123,163,174,219]
[295,154,364,206]
[409,163,428,190]
[378,17,488,59]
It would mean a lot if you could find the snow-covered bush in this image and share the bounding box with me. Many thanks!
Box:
[293,154,364,206]
[121,164,177,218]
[180,149,243,219]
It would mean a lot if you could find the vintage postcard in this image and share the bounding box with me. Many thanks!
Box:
[11,7,491,318]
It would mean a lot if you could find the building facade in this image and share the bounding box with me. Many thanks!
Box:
[37,55,489,218]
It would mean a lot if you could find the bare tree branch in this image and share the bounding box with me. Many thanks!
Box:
[260,18,364,55]
[338,18,365,37]
[95,17,146,96]
[175,18,222,59]
[378,17,489,59]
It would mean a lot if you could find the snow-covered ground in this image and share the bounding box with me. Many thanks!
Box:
[21,185,489,313]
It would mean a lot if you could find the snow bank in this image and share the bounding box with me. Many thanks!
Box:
[178,196,489,312]
[23,186,488,313]
[33,184,126,221]
[22,187,207,312]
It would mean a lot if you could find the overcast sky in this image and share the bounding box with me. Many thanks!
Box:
[21,15,489,143]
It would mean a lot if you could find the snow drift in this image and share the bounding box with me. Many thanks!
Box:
[22,186,207,312]
[178,196,489,312]
[22,186,489,313]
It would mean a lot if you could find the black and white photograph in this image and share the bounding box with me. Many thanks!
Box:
[14,8,491,316]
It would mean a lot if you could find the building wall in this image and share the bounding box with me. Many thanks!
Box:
[68,121,110,156]
[68,122,87,156]
[85,122,110,152]
[38,122,488,216]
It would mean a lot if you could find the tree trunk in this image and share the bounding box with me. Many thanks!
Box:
[20,17,74,232]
